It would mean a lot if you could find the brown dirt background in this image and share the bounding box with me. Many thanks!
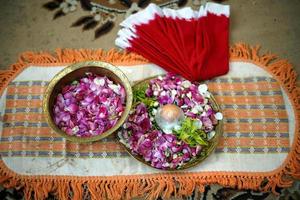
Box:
[0,0,299,73]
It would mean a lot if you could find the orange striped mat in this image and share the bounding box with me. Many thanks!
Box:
[0,77,289,158]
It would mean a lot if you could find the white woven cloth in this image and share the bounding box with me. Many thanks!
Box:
[0,61,294,176]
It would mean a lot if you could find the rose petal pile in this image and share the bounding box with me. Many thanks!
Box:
[147,73,222,131]
[119,103,201,169]
[53,73,126,137]
[120,73,223,170]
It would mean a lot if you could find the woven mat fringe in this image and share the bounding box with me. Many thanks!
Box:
[0,43,299,200]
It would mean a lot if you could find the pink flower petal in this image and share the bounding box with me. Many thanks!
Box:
[53,73,125,137]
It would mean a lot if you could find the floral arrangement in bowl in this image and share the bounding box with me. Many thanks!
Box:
[53,72,126,137]
[43,61,132,143]
[118,73,223,170]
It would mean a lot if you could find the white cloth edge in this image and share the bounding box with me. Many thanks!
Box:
[120,3,162,28]
[115,2,229,49]
[163,7,196,19]
[115,29,136,49]
[205,2,230,17]
[3,153,288,176]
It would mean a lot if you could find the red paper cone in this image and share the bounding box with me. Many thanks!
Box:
[162,8,201,78]
[115,3,230,81]
[199,3,230,80]
[117,28,190,78]
[116,4,194,79]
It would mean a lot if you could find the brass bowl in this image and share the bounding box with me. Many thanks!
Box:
[119,76,223,171]
[43,61,133,143]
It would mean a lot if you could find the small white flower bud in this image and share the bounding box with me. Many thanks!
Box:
[198,84,208,94]
[215,112,223,120]
[182,80,191,88]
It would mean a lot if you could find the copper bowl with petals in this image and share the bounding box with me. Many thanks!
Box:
[43,61,133,143]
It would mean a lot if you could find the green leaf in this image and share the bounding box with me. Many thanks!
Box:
[173,118,208,147]
[132,83,156,107]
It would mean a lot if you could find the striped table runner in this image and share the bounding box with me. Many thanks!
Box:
[0,77,289,158]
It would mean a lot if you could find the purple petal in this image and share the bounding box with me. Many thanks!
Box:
[66,104,78,114]
[201,116,213,131]
[145,87,153,97]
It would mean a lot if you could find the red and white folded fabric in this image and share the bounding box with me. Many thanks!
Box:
[115,3,230,81]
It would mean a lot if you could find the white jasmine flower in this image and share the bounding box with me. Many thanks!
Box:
[198,84,208,94]
[182,80,191,88]
[215,112,223,120]
[153,91,159,96]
